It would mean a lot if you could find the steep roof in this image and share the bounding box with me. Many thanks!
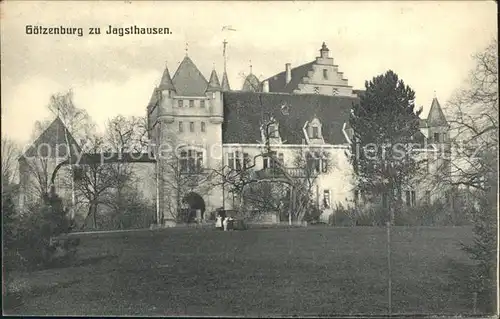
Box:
[264,61,315,93]
[221,71,231,91]
[158,65,175,91]
[172,56,208,96]
[242,73,261,92]
[426,97,448,127]
[222,91,358,145]
[206,69,221,92]
[21,116,82,159]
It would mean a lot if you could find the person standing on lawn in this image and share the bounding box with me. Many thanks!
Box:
[223,216,229,231]
[215,214,223,230]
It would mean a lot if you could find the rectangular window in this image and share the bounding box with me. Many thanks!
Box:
[306,152,321,173]
[228,152,249,171]
[196,152,203,171]
[243,153,250,168]
[434,132,440,143]
[321,154,329,173]
[178,100,183,108]
[323,69,328,80]
[264,152,283,169]
[179,150,203,173]
[180,151,187,173]
[200,100,205,108]
[312,126,319,138]
[228,152,235,170]
[178,121,183,132]
[235,151,242,171]
[323,190,331,208]
[189,100,194,108]
[425,190,431,204]
[411,191,416,207]
[190,122,194,132]
[201,122,206,133]
[187,150,195,173]
[405,191,411,207]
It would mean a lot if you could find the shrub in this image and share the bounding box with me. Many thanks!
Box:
[329,204,356,226]
[2,186,20,273]
[12,190,78,270]
[461,190,497,313]
[303,205,322,223]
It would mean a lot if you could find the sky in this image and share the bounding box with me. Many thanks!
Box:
[1,1,497,146]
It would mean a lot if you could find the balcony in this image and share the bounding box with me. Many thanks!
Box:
[254,167,307,180]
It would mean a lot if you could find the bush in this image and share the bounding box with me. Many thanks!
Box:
[461,191,497,313]
[329,204,356,226]
[393,200,473,227]
[303,205,322,223]
[3,186,20,273]
[11,190,79,270]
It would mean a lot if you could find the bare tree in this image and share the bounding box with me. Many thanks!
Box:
[20,90,95,211]
[446,39,498,193]
[99,115,149,228]
[73,136,120,229]
[2,136,20,188]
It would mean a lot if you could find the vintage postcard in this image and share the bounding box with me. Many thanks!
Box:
[1,1,498,317]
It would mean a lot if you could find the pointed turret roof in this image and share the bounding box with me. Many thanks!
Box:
[242,73,261,92]
[21,116,82,159]
[427,97,448,127]
[206,69,221,92]
[158,65,175,91]
[221,71,231,91]
[172,56,208,96]
[147,87,161,109]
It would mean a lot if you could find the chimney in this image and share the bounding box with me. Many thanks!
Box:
[262,80,269,93]
[285,63,292,85]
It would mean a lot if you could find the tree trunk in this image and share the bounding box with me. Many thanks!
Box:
[92,203,97,229]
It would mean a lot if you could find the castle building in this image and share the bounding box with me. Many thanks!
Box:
[146,42,451,223]
[19,42,451,225]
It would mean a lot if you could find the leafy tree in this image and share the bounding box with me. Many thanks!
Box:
[348,70,423,224]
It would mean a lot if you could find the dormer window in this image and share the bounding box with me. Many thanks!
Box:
[269,124,279,138]
[307,118,323,141]
[312,126,319,139]
[434,132,440,143]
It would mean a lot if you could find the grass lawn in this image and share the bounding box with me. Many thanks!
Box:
[4,226,477,316]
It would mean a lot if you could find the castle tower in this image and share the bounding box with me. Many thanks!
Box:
[147,55,225,224]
